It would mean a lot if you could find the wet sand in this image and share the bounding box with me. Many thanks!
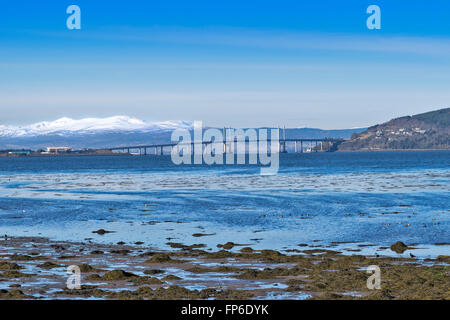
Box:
[0,236,448,300]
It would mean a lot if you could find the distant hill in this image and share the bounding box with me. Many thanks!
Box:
[0,127,364,151]
[338,108,450,151]
[0,116,364,150]
[3,109,447,151]
[283,127,365,140]
[0,116,192,150]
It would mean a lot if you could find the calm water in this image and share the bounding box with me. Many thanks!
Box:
[0,151,449,257]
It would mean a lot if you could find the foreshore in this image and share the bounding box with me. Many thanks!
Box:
[0,235,448,300]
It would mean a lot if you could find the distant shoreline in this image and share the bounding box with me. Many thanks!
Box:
[1,148,449,158]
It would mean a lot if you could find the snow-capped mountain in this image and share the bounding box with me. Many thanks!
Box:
[0,116,193,150]
[0,116,192,138]
[0,116,364,150]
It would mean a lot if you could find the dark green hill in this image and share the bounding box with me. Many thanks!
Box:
[338,108,450,151]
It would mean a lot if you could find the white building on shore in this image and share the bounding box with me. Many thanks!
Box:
[44,147,72,154]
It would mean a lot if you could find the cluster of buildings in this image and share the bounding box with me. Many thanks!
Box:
[375,127,427,138]
[41,147,73,154]
[0,147,73,156]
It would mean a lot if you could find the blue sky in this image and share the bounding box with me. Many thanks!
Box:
[1,0,450,128]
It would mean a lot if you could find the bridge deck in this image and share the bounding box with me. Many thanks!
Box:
[107,138,344,153]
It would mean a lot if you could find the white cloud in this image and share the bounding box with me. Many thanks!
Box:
[28,26,450,56]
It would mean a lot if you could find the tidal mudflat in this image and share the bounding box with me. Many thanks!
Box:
[0,236,448,300]
[0,152,448,299]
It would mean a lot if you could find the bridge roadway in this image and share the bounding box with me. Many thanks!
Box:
[105,138,344,155]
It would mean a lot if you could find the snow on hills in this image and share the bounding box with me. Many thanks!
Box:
[0,116,193,137]
[0,116,365,150]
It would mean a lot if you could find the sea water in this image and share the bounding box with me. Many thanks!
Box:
[0,151,448,258]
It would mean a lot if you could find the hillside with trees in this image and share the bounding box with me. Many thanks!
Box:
[338,108,450,151]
